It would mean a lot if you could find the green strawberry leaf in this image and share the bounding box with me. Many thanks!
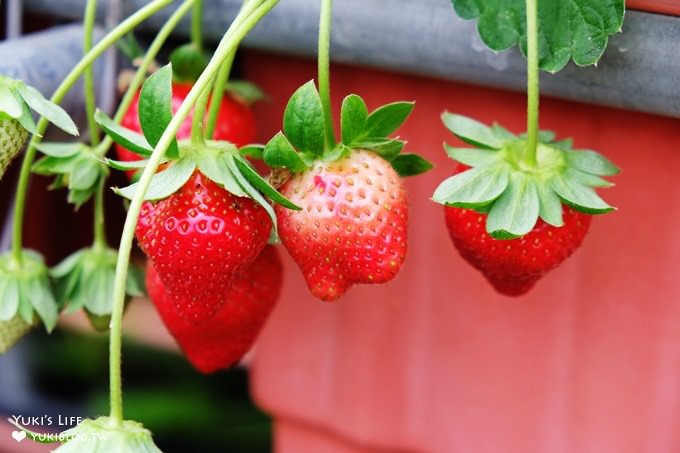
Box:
[263,132,310,172]
[0,85,24,119]
[195,148,248,197]
[32,154,80,175]
[35,142,83,158]
[363,101,414,139]
[486,172,539,239]
[225,154,278,228]
[390,154,433,177]
[432,164,510,208]
[239,144,264,160]
[444,144,502,166]
[535,181,563,226]
[450,0,625,72]
[70,156,103,191]
[16,100,39,136]
[95,109,153,157]
[283,81,326,156]
[233,156,301,210]
[14,82,78,136]
[169,43,210,83]
[227,81,267,104]
[563,149,620,176]
[551,175,613,214]
[341,94,368,145]
[105,158,152,171]
[138,65,179,159]
[114,158,196,201]
[355,139,405,161]
[442,112,504,149]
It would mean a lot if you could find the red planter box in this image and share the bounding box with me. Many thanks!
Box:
[243,50,680,452]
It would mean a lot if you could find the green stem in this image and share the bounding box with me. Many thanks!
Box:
[318,0,335,150]
[83,0,101,147]
[10,0,174,265]
[524,0,539,167]
[93,176,107,250]
[191,81,212,144]
[95,0,197,158]
[205,51,235,139]
[108,0,278,424]
[191,0,204,51]
[205,0,261,139]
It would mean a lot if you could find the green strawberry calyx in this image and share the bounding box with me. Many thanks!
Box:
[50,246,144,332]
[0,75,78,137]
[432,112,620,239]
[94,65,300,229]
[0,250,59,333]
[262,80,433,178]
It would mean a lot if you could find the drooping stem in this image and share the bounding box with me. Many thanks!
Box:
[191,81,212,144]
[205,0,261,139]
[524,0,539,167]
[108,0,278,424]
[94,0,197,158]
[191,0,204,52]
[93,176,107,250]
[205,50,235,139]
[318,0,335,150]
[83,0,101,147]
[10,0,174,265]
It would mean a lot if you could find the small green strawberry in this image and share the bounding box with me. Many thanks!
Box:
[0,316,34,354]
[0,119,28,179]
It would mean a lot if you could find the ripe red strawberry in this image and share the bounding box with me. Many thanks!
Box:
[0,119,28,179]
[444,203,591,296]
[146,245,282,373]
[276,150,408,301]
[136,171,271,323]
[116,83,256,178]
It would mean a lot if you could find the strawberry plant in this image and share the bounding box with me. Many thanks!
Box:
[263,0,433,301]
[432,0,624,295]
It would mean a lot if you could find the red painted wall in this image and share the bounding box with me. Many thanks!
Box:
[244,50,680,452]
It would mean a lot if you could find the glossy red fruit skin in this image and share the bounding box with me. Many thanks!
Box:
[116,83,257,178]
[146,246,283,373]
[444,205,591,296]
[276,150,408,301]
[136,171,271,323]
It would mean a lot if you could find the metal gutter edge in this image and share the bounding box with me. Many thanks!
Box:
[23,0,680,119]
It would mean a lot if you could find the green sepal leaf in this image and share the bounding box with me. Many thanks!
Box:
[14,82,78,136]
[0,85,25,119]
[224,155,278,229]
[138,65,179,159]
[0,250,58,331]
[564,167,614,188]
[535,181,564,227]
[52,417,162,453]
[563,149,620,176]
[390,153,433,177]
[321,143,351,162]
[239,144,264,160]
[355,139,405,161]
[105,158,156,171]
[70,156,103,191]
[486,172,540,239]
[195,146,247,197]
[95,109,153,157]
[283,80,326,156]
[233,156,301,210]
[341,94,368,145]
[34,142,83,158]
[432,164,510,208]
[551,175,614,214]
[451,0,625,72]
[114,158,196,201]
[16,100,39,136]
[263,132,310,172]
[227,81,267,104]
[363,101,413,139]
[169,43,210,83]
[442,112,504,149]
[444,144,502,166]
